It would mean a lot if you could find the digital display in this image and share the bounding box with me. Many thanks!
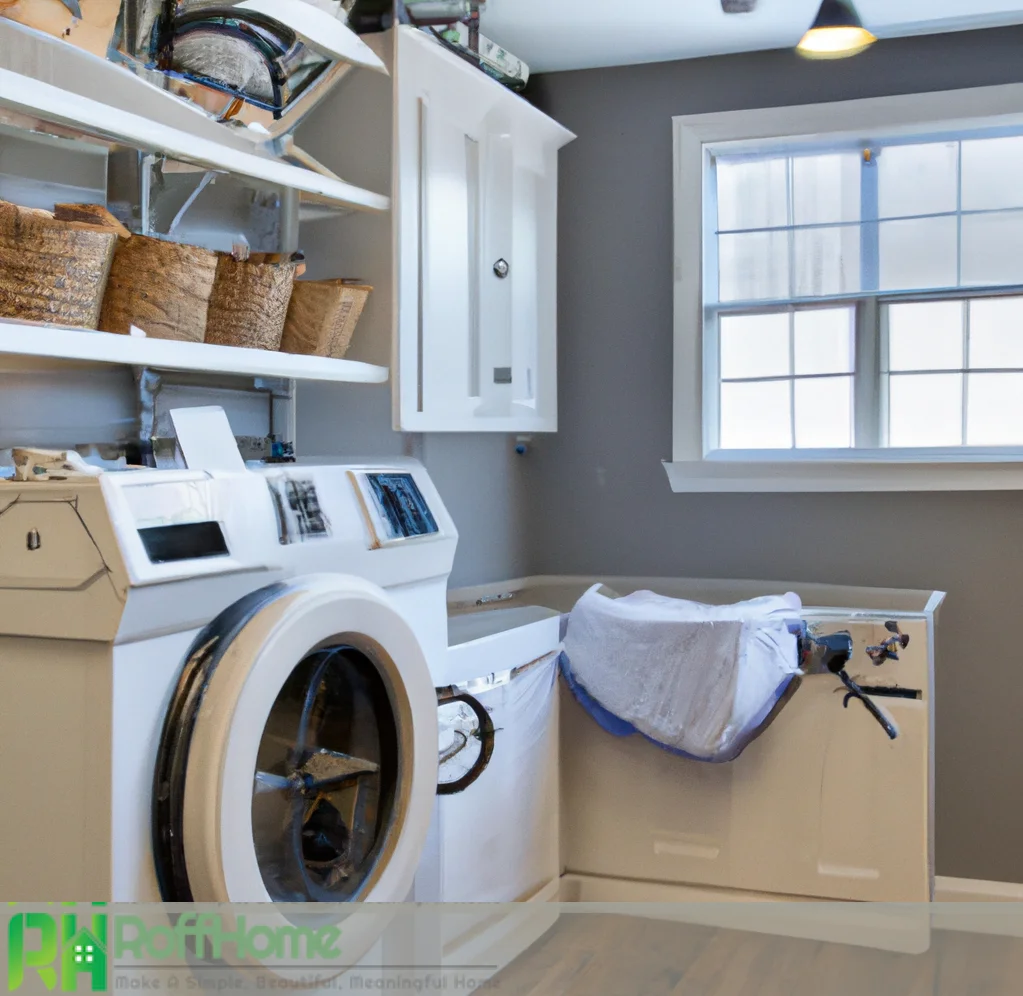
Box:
[139,522,229,564]
[367,474,438,541]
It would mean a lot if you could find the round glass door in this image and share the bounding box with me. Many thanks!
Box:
[252,645,400,902]
[153,576,439,904]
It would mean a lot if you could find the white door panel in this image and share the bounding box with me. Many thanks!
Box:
[419,97,480,422]
[476,126,514,418]
[395,27,574,432]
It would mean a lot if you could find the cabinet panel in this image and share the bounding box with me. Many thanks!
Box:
[395,27,574,433]
[419,97,480,423]
[477,128,514,418]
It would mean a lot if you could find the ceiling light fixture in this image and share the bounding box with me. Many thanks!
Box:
[797,0,876,59]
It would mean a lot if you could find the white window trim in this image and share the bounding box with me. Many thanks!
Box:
[668,82,1023,493]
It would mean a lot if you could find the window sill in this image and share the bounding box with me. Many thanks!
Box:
[662,458,1023,493]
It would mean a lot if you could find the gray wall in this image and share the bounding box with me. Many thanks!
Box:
[529,27,1023,884]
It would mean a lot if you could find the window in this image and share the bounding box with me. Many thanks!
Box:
[670,86,1023,491]
[711,138,1023,453]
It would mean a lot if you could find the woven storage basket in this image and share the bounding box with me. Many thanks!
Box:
[0,0,121,59]
[98,235,218,342]
[204,255,298,351]
[280,280,372,359]
[0,200,119,329]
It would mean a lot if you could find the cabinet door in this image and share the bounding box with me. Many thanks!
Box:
[395,27,574,433]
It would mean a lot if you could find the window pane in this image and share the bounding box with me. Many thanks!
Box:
[792,153,860,226]
[887,301,963,372]
[718,230,789,303]
[793,225,861,298]
[719,312,790,379]
[795,377,853,448]
[720,381,792,449]
[962,136,1023,211]
[961,212,1023,287]
[888,373,963,447]
[716,157,788,232]
[967,373,1023,445]
[970,297,1023,369]
[879,216,958,291]
[877,142,958,220]
[794,308,854,375]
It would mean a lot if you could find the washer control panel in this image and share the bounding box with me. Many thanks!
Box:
[266,475,332,545]
[97,460,457,587]
[367,473,439,541]
[349,470,442,549]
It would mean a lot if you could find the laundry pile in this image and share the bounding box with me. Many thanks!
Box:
[560,585,803,763]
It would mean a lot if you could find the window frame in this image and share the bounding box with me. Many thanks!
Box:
[669,83,1023,492]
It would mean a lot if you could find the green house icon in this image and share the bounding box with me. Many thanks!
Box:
[60,920,107,992]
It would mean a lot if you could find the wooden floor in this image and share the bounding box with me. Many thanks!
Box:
[490,914,1023,995]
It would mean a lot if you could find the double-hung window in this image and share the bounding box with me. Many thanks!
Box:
[670,86,1023,491]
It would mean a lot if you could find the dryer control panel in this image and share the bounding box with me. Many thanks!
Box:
[348,470,442,550]
[257,460,458,586]
[92,459,457,590]
[102,470,279,586]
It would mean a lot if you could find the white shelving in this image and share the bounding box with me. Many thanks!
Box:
[0,67,390,214]
[0,320,389,385]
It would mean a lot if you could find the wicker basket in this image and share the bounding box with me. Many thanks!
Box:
[280,280,372,359]
[98,235,218,342]
[0,0,121,59]
[0,200,119,329]
[204,255,298,351]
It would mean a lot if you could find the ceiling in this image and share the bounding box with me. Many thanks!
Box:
[479,0,1023,73]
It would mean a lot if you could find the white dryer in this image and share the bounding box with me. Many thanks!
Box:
[0,460,457,904]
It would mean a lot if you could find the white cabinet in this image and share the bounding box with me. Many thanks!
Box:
[394,27,574,433]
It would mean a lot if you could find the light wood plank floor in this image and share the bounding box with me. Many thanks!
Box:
[491,914,1023,995]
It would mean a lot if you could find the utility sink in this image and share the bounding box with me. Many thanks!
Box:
[447,604,560,647]
[442,601,562,689]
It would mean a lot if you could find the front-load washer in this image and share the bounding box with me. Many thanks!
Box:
[0,459,457,904]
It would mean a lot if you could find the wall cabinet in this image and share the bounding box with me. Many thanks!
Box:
[394,27,574,433]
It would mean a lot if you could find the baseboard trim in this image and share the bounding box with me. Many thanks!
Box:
[932,877,1023,938]
[934,876,1023,902]
[558,873,1023,904]
[557,874,931,953]
[557,873,813,904]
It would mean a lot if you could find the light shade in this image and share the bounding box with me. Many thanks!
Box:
[797,0,876,59]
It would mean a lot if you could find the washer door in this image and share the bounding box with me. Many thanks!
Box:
[153,574,438,903]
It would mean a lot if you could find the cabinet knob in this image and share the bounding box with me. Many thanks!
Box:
[493,258,510,279]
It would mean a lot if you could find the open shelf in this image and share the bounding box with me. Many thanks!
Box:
[0,67,390,214]
[0,320,389,384]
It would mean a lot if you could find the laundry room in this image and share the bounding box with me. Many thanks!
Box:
[3,0,1023,990]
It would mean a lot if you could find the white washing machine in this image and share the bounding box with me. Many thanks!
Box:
[0,459,457,904]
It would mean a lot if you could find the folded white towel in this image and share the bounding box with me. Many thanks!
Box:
[562,585,802,760]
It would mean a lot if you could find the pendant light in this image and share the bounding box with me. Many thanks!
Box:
[797,0,876,59]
